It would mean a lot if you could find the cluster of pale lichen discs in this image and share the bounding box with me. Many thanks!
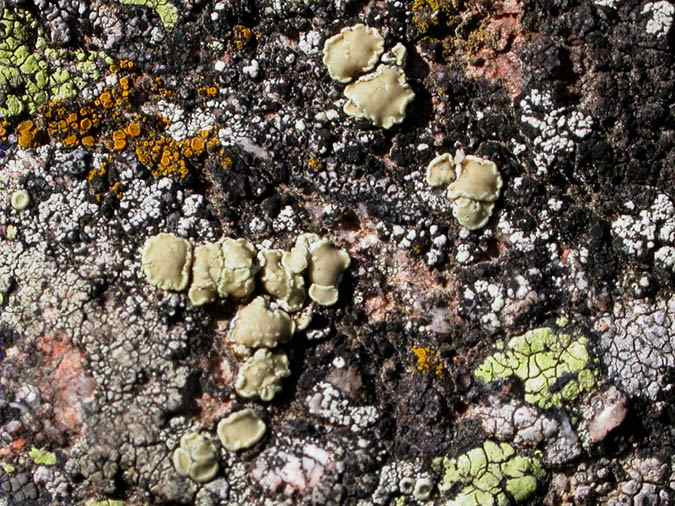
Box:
[172,410,267,483]
[426,151,503,230]
[141,232,349,482]
[322,24,415,129]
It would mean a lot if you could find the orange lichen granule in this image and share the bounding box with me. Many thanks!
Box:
[16,120,39,149]
[411,346,445,377]
[307,157,323,172]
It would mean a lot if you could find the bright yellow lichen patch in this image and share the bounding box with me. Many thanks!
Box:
[411,346,445,377]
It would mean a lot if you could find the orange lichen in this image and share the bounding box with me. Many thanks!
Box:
[6,60,232,185]
[112,130,127,151]
[125,121,141,138]
[198,86,219,98]
[190,136,206,154]
[87,163,107,184]
[63,134,79,148]
[81,135,95,148]
[0,120,8,140]
[307,157,323,172]
[411,346,445,377]
[232,25,254,51]
[79,117,93,132]
[16,120,40,149]
[110,181,124,199]
[220,155,233,170]
[98,91,114,109]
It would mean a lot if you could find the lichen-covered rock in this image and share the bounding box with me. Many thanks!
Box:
[1,0,675,504]
[595,295,675,400]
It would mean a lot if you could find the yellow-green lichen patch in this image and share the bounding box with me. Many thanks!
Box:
[434,441,543,506]
[29,447,57,466]
[1,462,16,474]
[235,348,291,401]
[0,7,110,117]
[322,24,385,83]
[217,408,267,451]
[141,232,193,292]
[474,327,597,410]
[228,296,295,349]
[172,432,219,483]
[343,65,416,129]
[85,500,125,506]
[118,0,179,30]
[411,0,457,34]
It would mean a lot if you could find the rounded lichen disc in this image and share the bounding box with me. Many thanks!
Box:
[141,233,193,291]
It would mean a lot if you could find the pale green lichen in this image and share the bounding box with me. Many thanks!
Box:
[188,242,222,306]
[29,447,57,466]
[474,327,596,409]
[10,189,30,210]
[235,348,290,401]
[228,296,295,350]
[5,225,17,241]
[447,155,502,231]
[434,441,543,506]
[0,7,110,117]
[85,500,125,506]
[217,237,259,300]
[119,0,179,30]
[217,408,267,451]
[425,153,455,187]
[286,234,350,306]
[172,432,219,483]
[141,233,193,292]
[343,65,415,129]
[322,24,385,83]
[258,249,306,312]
